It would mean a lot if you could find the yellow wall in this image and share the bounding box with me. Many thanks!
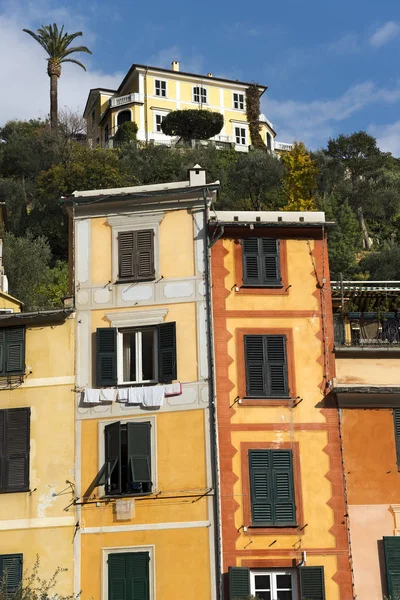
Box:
[0,292,22,312]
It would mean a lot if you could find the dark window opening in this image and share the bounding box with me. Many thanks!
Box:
[117,110,132,127]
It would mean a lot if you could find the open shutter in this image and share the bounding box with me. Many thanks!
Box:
[127,422,152,488]
[5,327,25,374]
[104,421,121,495]
[299,566,325,600]
[5,408,30,492]
[96,328,117,387]
[228,566,250,600]
[128,552,150,600]
[242,238,261,285]
[108,553,128,600]
[249,450,273,526]
[118,231,136,280]
[0,329,5,375]
[262,238,281,285]
[136,230,154,280]
[384,536,400,599]
[266,335,288,397]
[0,554,23,593]
[157,322,176,383]
[271,450,296,525]
[244,335,266,396]
[394,410,400,470]
[0,410,4,491]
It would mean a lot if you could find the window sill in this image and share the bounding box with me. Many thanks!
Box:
[240,397,292,407]
[115,276,155,285]
[245,525,301,535]
[241,283,283,289]
[103,491,153,499]
[0,488,29,494]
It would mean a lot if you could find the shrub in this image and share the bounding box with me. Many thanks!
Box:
[161,109,224,140]
[114,121,138,146]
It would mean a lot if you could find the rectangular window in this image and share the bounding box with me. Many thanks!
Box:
[94,420,152,497]
[0,327,26,376]
[96,322,177,387]
[108,551,150,600]
[155,114,166,133]
[242,238,281,287]
[251,570,297,600]
[118,230,155,282]
[193,86,207,103]
[249,449,296,526]
[0,408,30,493]
[244,334,288,398]
[91,109,95,129]
[105,124,109,143]
[384,536,400,600]
[233,93,244,110]
[235,126,246,145]
[394,409,400,470]
[155,79,166,97]
[0,554,23,594]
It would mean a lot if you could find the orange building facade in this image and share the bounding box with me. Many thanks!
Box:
[210,211,352,600]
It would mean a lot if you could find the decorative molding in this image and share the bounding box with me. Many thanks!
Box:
[0,516,75,531]
[85,520,211,534]
[107,212,164,229]
[105,308,168,327]
[390,504,400,534]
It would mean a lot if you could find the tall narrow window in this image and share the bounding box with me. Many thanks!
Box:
[155,80,167,97]
[394,409,400,470]
[0,327,25,376]
[155,114,166,133]
[242,238,281,287]
[299,566,326,600]
[235,127,246,145]
[0,408,30,493]
[193,86,207,103]
[233,93,244,110]
[249,449,296,526]
[244,334,289,398]
[118,230,155,282]
[108,552,150,600]
[104,124,109,143]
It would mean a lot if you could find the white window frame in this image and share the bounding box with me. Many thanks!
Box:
[235,126,247,145]
[154,79,167,98]
[118,327,158,385]
[193,86,207,104]
[97,414,158,499]
[102,545,155,600]
[250,569,298,600]
[233,92,245,110]
[154,112,167,133]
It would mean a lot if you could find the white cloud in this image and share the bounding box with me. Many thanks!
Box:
[328,33,360,55]
[264,81,400,149]
[370,21,400,48]
[0,2,123,125]
[369,121,400,156]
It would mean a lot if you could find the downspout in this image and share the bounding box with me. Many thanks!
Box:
[144,68,149,144]
[203,189,223,600]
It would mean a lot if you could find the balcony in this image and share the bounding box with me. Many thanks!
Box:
[274,141,294,152]
[334,313,400,349]
[109,93,144,108]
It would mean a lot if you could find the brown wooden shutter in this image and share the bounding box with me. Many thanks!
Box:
[118,230,155,281]
[118,231,136,279]
[136,230,155,279]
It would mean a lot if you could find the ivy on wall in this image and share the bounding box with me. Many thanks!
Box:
[245,84,266,150]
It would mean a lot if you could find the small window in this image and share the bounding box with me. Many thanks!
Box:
[0,327,25,376]
[249,449,296,526]
[242,238,281,287]
[109,552,150,599]
[118,230,155,282]
[244,334,288,398]
[104,124,109,143]
[91,109,95,129]
[233,93,244,110]
[394,409,400,470]
[235,127,246,145]
[155,80,167,97]
[0,554,23,594]
[251,570,297,600]
[267,131,272,150]
[0,408,30,493]
[121,327,157,384]
[155,114,166,133]
[94,420,152,496]
[193,86,207,103]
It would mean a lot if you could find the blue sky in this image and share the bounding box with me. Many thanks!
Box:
[1,0,400,153]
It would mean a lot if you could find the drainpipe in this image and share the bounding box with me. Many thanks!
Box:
[144,68,148,144]
[203,189,223,600]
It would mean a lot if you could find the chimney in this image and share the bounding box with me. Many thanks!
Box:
[188,164,206,187]
[171,61,180,72]
[207,72,213,77]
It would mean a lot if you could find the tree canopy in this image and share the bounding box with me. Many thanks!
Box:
[161,109,224,140]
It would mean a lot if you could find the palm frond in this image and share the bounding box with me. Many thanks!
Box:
[61,45,92,59]
[22,28,50,53]
[60,58,87,71]
[22,23,92,62]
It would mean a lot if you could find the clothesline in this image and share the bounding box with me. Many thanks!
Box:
[82,382,182,407]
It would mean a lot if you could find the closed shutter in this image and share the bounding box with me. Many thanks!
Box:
[384,536,400,599]
[228,566,250,600]
[157,322,177,383]
[5,327,25,374]
[118,230,155,281]
[249,449,295,527]
[0,408,30,493]
[394,410,400,469]
[244,335,266,396]
[266,335,288,397]
[0,330,4,375]
[244,335,288,398]
[104,421,121,495]
[96,328,117,387]
[299,566,325,600]
[136,230,154,280]
[0,554,23,593]
[108,552,150,600]
[242,238,281,286]
[118,231,136,280]
[127,422,152,486]
[0,410,4,491]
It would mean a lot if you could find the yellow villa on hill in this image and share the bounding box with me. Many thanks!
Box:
[83,60,292,152]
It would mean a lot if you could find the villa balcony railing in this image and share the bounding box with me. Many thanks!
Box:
[334,313,400,347]
[274,141,294,152]
[109,93,144,108]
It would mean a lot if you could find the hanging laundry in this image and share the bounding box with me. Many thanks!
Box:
[128,387,145,404]
[142,385,164,408]
[83,388,101,404]
[117,388,130,402]
[100,388,116,402]
[163,382,182,397]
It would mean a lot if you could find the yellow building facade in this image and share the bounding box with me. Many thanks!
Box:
[66,167,219,599]
[83,60,281,152]
[210,212,352,599]
[0,307,75,595]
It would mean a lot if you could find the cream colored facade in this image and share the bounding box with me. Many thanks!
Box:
[83,60,283,152]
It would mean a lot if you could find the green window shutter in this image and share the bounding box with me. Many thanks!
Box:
[384,536,400,599]
[271,449,296,525]
[118,231,136,280]
[249,450,273,525]
[127,422,152,489]
[242,238,280,286]
[157,322,177,383]
[5,327,25,374]
[262,238,281,285]
[0,410,4,491]
[244,335,266,396]
[3,408,30,493]
[136,230,155,280]
[0,329,5,375]
[108,553,128,600]
[299,566,325,600]
[96,328,117,387]
[0,554,23,593]
[266,335,289,397]
[242,238,261,285]
[394,410,400,470]
[228,566,250,600]
[108,552,150,600]
[104,421,121,495]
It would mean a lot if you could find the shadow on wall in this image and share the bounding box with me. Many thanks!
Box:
[377,538,388,599]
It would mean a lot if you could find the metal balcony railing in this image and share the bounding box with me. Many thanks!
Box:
[334,313,400,347]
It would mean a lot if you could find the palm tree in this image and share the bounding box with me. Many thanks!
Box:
[23,24,92,129]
